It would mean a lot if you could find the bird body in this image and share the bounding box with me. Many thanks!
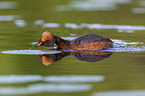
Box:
[34,31,113,50]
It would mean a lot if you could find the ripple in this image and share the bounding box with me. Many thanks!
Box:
[44,75,104,83]
[64,23,145,32]
[103,47,145,52]
[1,50,61,55]
[0,15,19,21]
[110,39,145,52]
[55,0,131,11]
[0,84,91,95]
[0,75,42,83]
[62,38,145,52]
[42,23,60,28]
[17,21,145,32]
[0,1,17,9]
[92,90,145,96]
[0,75,104,84]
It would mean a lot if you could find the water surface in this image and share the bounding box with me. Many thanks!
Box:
[0,0,145,96]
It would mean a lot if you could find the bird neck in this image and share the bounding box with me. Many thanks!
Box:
[54,35,71,49]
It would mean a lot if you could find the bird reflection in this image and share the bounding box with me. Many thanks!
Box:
[38,51,113,66]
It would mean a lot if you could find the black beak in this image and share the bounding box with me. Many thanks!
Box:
[32,42,43,48]
[33,36,43,48]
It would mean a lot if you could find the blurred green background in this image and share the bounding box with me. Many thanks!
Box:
[0,0,145,96]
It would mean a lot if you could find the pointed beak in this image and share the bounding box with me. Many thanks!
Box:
[32,41,43,48]
[32,36,43,48]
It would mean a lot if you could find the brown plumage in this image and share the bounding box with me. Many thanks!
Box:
[33,31,113,50]
[38,51,112,65]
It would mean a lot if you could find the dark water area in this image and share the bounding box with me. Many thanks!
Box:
[0,0,145,96]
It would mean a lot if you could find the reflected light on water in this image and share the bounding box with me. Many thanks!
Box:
[0,75,104,84]
[132,8,145,14]
[138,1,145,7]
[1,50,61,55]
[132,0,145,14]
[64,23,145,32]
[0,75,42,83]
[42,22,145,33]
[0,15,16,21]
[0,84,91,95]
[92,90,145,96]
[42,23,60,28]
[14,20,26,27]
[55,0,132,11]
[0,1,17,9]
[34,20,44,25]
[65,23,80,29]
[112,39,143,45]
[106,39,145,52]
[44,75,104,83]
[0,75,103,94]
[13,20,145,32]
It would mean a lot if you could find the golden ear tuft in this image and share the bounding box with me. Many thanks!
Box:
[41,31,53,42]
[42,31,51,35]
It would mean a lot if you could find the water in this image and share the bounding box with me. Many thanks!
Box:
[0,0,145,96]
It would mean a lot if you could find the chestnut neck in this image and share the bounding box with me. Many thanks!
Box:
[54,35,71,49]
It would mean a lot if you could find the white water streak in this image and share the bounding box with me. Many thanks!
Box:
[0,84,91,94]
[92,90,145,96]
[0,75,104,84]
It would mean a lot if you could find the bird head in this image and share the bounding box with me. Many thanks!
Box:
[33,31,55,48]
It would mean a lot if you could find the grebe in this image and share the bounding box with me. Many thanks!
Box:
[33,31,113,50]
